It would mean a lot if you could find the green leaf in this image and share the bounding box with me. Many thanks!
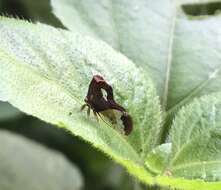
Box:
[1,16,221,190]
[51,0,221,128]
[144,94,221,189]
[0,16,161,185]
[0,101,21,121]
[167,93,221,181]
[0,130,83,190]
[145,143,171,175]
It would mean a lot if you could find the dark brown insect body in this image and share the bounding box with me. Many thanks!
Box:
[81,75,133,135]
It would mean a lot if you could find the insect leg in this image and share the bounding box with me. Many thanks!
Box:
[87,106,91,117]
[93,110,99,122]
[80,104,87,111]
[97,112,114,128]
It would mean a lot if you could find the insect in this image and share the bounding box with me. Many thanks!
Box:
[81,75,133,135]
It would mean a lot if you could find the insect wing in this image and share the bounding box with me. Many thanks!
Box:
[99,109,127,135]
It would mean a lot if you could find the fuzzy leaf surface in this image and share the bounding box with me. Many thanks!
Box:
[0,16,161,183]
[168,93,221,181]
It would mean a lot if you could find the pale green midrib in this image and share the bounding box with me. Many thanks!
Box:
[161,5,177,111]
[172,160,221,171]
[165,66,221,118]
[0,48,142,162]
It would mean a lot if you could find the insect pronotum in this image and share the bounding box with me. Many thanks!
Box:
[81,75,133,135]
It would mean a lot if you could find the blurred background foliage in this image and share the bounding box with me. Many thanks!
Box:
[0,0,221,190]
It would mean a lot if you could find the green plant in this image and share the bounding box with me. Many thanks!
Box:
[0,0,221,189]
